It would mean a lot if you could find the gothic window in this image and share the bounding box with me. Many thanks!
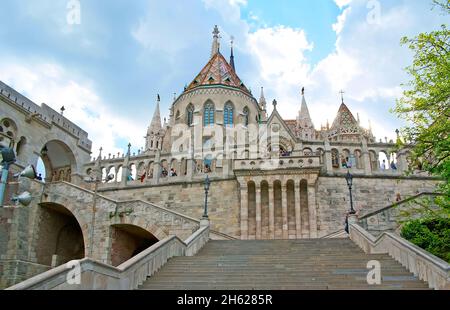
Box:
[175,110,180,119]
[331,149,339,168]
[203,102,215,126]
[243,107,249,127]
[224,103,234,127]
[186,104,194,126]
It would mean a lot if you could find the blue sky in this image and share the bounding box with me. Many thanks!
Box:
[0,0,448,157]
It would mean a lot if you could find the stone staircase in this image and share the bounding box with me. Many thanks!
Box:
[139,239,430,290]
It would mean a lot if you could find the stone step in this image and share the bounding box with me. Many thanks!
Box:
[138,240,428,290]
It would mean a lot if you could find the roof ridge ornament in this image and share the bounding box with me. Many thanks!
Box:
[211,25,220,57]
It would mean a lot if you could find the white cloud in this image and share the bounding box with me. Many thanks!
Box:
[332,7,351,34]
[0,61,144,156]
[335,0,352,9]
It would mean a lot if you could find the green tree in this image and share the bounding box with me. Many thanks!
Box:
[394,0,450,211]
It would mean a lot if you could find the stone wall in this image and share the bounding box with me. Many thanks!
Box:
[316,175,440,237]
[101,178,241,238]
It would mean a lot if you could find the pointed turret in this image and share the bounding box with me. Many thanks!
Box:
[149,94,162,133]
[259,87,267,111]
[230,36,235,71]
[296,87,315,140]
[145,95,165,152]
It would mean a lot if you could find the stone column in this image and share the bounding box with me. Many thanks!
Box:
[268,183,275,239]
[361,138,372,174]
[324,140,332,172]
[307,184,318,238]
[186,158,194,180]
[255,184,262,240]
[281,184,288,239]
[294,180,301,238]
[240,184,248,240]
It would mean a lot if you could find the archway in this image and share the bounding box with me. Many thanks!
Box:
[247,181,256,240]
[35,203,85,267]
[300,180,310,238]
[110,224,159,267]
[39,140,77,183]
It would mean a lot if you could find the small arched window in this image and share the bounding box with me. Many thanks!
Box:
[186,104,194,126]
[204,102,215,126]
[243,107,249,127]
[224,103,234,127]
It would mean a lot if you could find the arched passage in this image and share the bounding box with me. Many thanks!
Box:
[110,224,159,267]
[300,180,310,238]
[247,181,256,240]
[39,140,77,183]
[35,203,85,267]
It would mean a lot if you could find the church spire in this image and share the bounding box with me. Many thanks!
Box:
[230,36,235,71]
[211,25,220,57]
[298,87,313,125]
[149,94,162,133]
[259,87,267,110]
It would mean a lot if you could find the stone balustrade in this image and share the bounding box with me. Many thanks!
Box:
[6,224,210,290]
[234,156,321,171]
[349,220,450,290]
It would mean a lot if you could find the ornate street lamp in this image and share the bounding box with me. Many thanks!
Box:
[203,175,211,219]
[345,170,356,214]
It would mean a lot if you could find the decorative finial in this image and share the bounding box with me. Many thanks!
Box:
[127,143,131,155]
[173,92,177,102]
[395,129,400,137]
[157,94,160,102]
[339,90,345,104]
[301,87,305,96]
[211,25,220,57]
[272,99,277,109]
[60,106,65,115]
[230,35,235,71]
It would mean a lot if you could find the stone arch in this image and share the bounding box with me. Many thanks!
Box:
[186,103,194,126]
[354,149,363,169]
[0,117,18,148]
[39,139,78,183]
[109,224,159,267]
[116,166,123,182]
[315,147,324,164]
[369,150,378,171]
[378,150,389,170]
[303,147,313,156]
[331,148,339,168]
[35,202,86,267]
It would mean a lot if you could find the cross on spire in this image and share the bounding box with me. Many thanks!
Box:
[339,90,345,104]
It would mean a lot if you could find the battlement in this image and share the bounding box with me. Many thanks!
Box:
[0,81,92,152]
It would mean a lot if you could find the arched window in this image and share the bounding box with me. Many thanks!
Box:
[186,104,194,126]
[243,107,249,127]
[224,103,234,127]
[204,102,215,126]
[175,110,180,119]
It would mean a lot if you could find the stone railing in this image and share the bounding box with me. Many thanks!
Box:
[6,224,210,290]
[234,156,321,171]
[358,192,443,236]
[348,221,450,290]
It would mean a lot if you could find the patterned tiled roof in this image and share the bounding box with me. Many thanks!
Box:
[330,103,359,134]
[185,52,250,94]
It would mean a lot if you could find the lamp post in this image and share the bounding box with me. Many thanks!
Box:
[345,170,356,214]
[203,175,210,219]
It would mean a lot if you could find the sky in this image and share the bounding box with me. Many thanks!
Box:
[0,0,448,158]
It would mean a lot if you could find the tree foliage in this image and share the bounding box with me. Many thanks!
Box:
[401,217,450,263]
[394,0,450,210]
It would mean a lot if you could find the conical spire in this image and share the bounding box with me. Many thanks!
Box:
[211,25,220,57]
[259,87,267,110]
[230,36,235,71]
[149,94,162,133]
[298,87,313,128]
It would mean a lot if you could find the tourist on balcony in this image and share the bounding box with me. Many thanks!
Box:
[390,161,397,170]
[380,159,386,170]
